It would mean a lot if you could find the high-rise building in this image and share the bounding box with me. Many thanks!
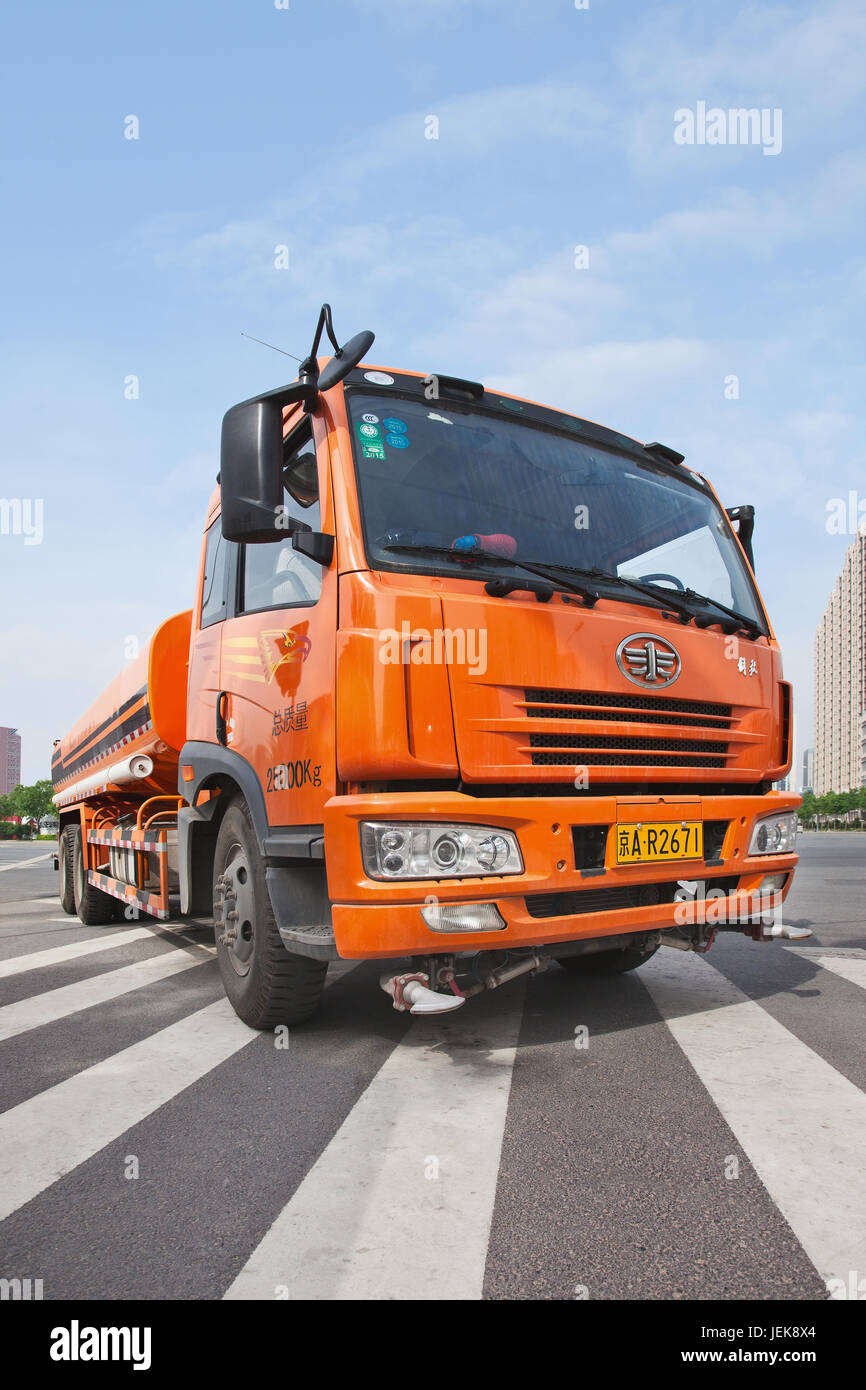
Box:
[0,727,22,796]
[814,533,866,795]
[802,747,815,793]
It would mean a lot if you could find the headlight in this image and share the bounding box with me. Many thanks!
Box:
[360,822,523,880]
[748,812,798,856]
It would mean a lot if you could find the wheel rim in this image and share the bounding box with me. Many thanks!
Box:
[215,840,256,978]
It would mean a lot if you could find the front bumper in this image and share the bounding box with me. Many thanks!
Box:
[323,790,800,959]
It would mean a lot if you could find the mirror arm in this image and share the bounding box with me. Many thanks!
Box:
[726,504,756,571]
[292,529,334,566]
[230,376,318,416]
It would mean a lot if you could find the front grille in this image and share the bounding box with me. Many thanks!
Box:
[527,875,740,919]
[530,733,727,754]
[523,687,734,770]
[529,732,729,768]
[526,688,732,727]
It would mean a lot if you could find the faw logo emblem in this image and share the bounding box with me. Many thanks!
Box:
[616,633,681,688]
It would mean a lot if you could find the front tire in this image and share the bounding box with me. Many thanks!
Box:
[58,827,76,914]
[557,933,660,976]
[213,799,327,1029]
[72,826,116,925]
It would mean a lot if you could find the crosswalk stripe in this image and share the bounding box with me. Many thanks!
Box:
[640,950,866,1290]
[0,928,154,979]
[0,998,257,1223]
[0,949,205,1042]
[224,993,524,1301]
[784,949,866,993]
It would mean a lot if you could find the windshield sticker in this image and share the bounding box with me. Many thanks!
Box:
[385,434,410,449]
[357,421,382,441]
[382,417,407,434]
[364,371,394,385]
[362,441,386,459]
[361,412,380,425]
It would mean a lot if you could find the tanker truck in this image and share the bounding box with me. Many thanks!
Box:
[53,304,805,1028]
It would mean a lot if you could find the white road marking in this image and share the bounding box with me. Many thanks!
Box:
[0,998,257,1222]
[225,995,524,1301]
[0,949,205,1042]
[0,928,155,979]
[0,853,55,872]
[785,947,866,992]
[641,950,866,1291]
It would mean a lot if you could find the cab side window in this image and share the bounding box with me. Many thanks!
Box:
[240,423,324,613]
[200,520,229,626]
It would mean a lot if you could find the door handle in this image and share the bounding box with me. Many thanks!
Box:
[216,691,229,747]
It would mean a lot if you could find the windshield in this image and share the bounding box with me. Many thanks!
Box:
[347,391,766,629]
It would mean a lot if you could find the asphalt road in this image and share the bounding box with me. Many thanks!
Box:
[0,833,863,1302]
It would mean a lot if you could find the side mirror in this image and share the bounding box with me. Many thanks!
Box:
[220,380,313,543]
[221,305,374,542]
[726,504,755,571]
[317,330,376,393]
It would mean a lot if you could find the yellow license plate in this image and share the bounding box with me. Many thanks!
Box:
[615,821,703,865]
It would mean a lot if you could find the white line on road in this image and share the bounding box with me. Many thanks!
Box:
[641,950,866,1291]
[0,853,55,872]
[0,949,206,1042]
[785,947,866,992]
[0,998,258,1223]
[225,994,524,1301]
[0,928,155,979]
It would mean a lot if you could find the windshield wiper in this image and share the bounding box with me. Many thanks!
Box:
[380,545,764,636]
[380,544,599,606]
[517,561,701,624]
[526,562,764,637]
[677,589,764,639]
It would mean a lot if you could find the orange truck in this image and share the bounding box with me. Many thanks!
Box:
[52,304,805,1026]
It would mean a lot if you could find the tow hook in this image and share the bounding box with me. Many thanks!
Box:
[380,949,550,1015]
[380,972,465,1015]
[747,921,813,942]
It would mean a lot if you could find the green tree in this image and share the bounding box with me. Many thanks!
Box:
[7,780,55,826]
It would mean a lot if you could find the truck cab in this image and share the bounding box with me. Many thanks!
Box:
[180,347,800,1024]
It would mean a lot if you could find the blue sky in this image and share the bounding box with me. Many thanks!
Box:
[1,0,864,783]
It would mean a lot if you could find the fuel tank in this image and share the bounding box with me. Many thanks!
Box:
[52,611,192,807]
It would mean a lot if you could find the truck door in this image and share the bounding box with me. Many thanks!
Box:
[218,416,337,834]
[186,512,231,743]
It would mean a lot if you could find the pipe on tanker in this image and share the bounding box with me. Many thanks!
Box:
[52,754,154,806]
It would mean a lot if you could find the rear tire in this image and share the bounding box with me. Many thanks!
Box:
[58,827,76,914]
[557,934,659,976]
[213,799,327,1029]
[72,826,116,925]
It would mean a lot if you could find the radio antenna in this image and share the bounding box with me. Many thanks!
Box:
[241,332,302,363]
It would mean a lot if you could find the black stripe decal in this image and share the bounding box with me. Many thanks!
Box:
[53,704,153,787]
[53,686,148,773]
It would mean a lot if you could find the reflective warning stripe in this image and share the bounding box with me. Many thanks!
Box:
[87,832,167,853]
[88,871,170,921]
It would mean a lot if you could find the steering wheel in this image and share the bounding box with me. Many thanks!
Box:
[638,572,685,591]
